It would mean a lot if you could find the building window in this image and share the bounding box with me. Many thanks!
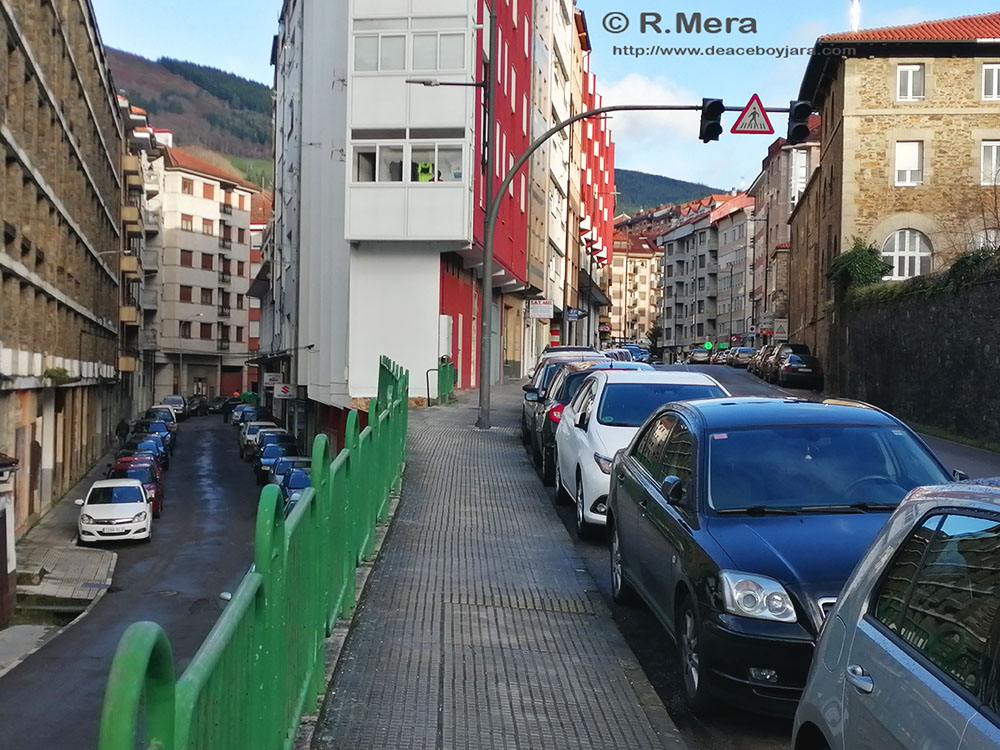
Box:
[882,229,932,280]
[201,288,213,305]
[238,261,246,277]
[699,231,706,245]
[520,175,526,213]
[223,190,233,207]
[354,33,405,72]
[238,228,246,244]
[181,214,193,231]
[219,324,230,341]
[897,64,925,101]
[239,195,246,211]
[182,178,194,195]
[180,249,193,267]
[895,141,924,186]
[411,32,465,71]
[200,323,213,340]
[982,141,1000,185]
[202,219,214,235]
[179,285,192,302]
[410,144,463,182]
[201,253,214,270]
[180,322,192,339]
[352,145,404,182]
[697,300,704,313]
[984,64,1000,100]
[236,327,244,343]
[237,293,245,309]
[203,184,215,200]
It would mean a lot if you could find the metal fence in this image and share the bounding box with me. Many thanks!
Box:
[96,355,409,750]
[437,356,456,404]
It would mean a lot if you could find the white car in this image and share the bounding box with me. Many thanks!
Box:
[238,421,278,458]
[554,370,729,538]
[76,478,153,544]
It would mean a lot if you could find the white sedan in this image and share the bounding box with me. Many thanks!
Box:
[554,370,729,538]
[76,478,153,544]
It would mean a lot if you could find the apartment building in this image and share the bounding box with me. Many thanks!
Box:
[747,122,819,345]
[246,192,272,391]
[712,195,755,344]
[144,148,257,401]
[0,1,130,623]
[609,232,658,343]
[790,12,1000,358]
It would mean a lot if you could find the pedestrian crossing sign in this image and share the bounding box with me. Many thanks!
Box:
[731,94,774,135]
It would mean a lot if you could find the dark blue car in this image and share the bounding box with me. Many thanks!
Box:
[607,397,957,716]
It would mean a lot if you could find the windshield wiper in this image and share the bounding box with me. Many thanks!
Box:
[716,506,800,516]
[798,502,897,513]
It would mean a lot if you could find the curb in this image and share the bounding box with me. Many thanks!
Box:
[292,481,405,750]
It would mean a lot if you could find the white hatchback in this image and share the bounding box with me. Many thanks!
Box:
[554,370,729,538]
[76,478,153,544]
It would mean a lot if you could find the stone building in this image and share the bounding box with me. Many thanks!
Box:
[789,12,1000,358]
[609,232,659,344]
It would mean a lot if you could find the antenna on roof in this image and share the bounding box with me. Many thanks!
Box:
[849,0,861,32]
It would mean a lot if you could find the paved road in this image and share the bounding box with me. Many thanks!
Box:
[533,364,1000,750]
[0,415,258,749]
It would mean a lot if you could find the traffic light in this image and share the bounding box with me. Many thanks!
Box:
[699,98,725,143]
[787,100,812,144]
[704,341,714,350]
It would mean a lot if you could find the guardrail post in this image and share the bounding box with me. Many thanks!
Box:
[254,484,286,747]
[344,410,363,565]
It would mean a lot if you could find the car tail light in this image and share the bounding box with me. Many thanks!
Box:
[548,404,565,423]
[782,365,793,372]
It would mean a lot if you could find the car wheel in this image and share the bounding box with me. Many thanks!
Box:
[541,446,555,487]
[610,521,637,604]
[553,451,571,505]
[677,595,714,714]
[575,473,597,540]
[520,417,530,445]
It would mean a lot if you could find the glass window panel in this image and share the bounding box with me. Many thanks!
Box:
[412,34,437,70]
[354,18,407,30]
[411,16,465,29]
[378,146,404,182]
[438,146,463,181]
[439,34,465,69]
[380,35,405,70]
[410,146,436,182]
[354,36,378,71]
[912,66,925,98]
[874,515,942,632]
[354,148,376,182]
[986,66,997,99]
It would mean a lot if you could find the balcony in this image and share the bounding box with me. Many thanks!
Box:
[144,208,160,234]
[217,305,231,318]
[119,254,141,279]
[122,154,140,175]
[140,331,158,350]
[220,202,233,216]
[218,271,232,285]
[218,237,232,250]
[141,289,158,310]
[118,354,139,372]
[217,338,230,351]
[119,303,141,326]
[143,170,159,198]
[122,205,142,236]
[142,250,159,271]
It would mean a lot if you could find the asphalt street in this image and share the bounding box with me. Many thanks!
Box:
[540,363,1000,750]
[0,414,258,750]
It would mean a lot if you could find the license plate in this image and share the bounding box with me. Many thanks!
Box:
[798,368,812,372]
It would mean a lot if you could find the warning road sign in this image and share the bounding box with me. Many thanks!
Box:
[731,94,774,135]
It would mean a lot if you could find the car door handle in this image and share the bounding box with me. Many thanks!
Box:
[638,498,648,511]
[846,664,874,694]
[616,470,626,480]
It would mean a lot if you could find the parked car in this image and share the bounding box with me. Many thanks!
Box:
[281,468,313,514]
[710,350,728,364]
[793,479,999,750]
[238,421,278,459]
[542,345,602,355]
[187,395,209,416]
[115,449,159,464]
[268,456,312,487]
[161,394,188,421]
[232,404,270,426]
[221,397,243,422]
[207,396,228,414]
[530,360,654,485]
[729,347,756,368]
[622,344,650,363]
[105,458,164,517]
[775,353,825,391]
[254,442,297,484]
[521,354,609,444]
[144,406,179,436]
[132,419,174,453]
[761,343,812,383]
[75,479,153,545]
[747,344,776,376]
[250,429,294,461]
[554,370,729,538]
[123,435,169,470]
[606,396,956,716]
[687,349,711,364]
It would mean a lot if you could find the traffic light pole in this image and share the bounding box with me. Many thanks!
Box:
[476,101,801,430]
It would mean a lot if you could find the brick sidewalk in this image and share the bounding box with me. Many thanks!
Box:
[313,385,685,750]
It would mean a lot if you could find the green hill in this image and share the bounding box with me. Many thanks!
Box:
[615,169,722,215]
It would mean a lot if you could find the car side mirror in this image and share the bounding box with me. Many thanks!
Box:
[522,384,537,393]
[660,476,684,504]
[953,469,970,481]
[525,392,539,402]
[74,498,84,506]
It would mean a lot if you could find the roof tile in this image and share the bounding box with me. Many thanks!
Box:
[820,11,1000,42]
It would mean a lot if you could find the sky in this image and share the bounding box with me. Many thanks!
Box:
[92,0,999,190]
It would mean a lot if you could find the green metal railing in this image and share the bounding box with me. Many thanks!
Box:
[97,356,409,750]
[437,356,456,404]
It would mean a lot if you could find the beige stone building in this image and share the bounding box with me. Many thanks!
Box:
[609,232,660,344]
[790,12,1000,357]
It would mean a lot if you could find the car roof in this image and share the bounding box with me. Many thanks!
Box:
[669,396,901,430]
[560,361,654,374]
[589,370,726,386]
[91,478,145,489]
[246,421,277,427]
[897,481,1000,514]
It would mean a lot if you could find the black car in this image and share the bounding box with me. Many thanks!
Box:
[520,355,605,446]
[252,431,298,462]
[123,434,169,470]
[232,404,269,426]
[531,360,655,485]
[761,343,811,383]
[607,397,956,716]
[254,442,297,484]
[775,353,824,391]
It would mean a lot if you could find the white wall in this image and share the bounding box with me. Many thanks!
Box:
[348,245,441,400]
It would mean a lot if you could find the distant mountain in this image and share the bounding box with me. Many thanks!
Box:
[106,48,273,185]
[615,169,722,215]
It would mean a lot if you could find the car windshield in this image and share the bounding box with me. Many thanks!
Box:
[164,397,183,406]
[287,470,311,489]
[109,468,154,483]
[147,410,173,421]
[145,421,167,432]
[263,444,292,458]
[88,486,144,504]
[597,383,726,427]
[707,424,951,511]
[275,458,309,475]
[247,425,265,436]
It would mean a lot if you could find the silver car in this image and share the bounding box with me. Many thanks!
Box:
[793,480,1000,750]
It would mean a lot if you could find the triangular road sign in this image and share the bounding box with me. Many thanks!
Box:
[775,321,788,337]
[730,94,774,135]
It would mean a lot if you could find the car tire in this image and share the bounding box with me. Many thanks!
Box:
[540,447,555,487]
[553,451,571,505]
[677,595,714,715]
[609,521,637,605]
[520,417,530,445]
[574,473,597,540]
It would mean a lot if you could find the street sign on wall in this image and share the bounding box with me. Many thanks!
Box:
[774,319,789,339]
[274,383,294,399]
[263,372,282,388]
[528,300,554,319]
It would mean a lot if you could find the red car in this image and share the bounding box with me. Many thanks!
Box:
[106,457,164,516]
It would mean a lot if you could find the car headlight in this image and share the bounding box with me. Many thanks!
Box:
[80,514,94,524]
[719,571,797,623]
[593,453,614,474]
[132,512,148,523]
